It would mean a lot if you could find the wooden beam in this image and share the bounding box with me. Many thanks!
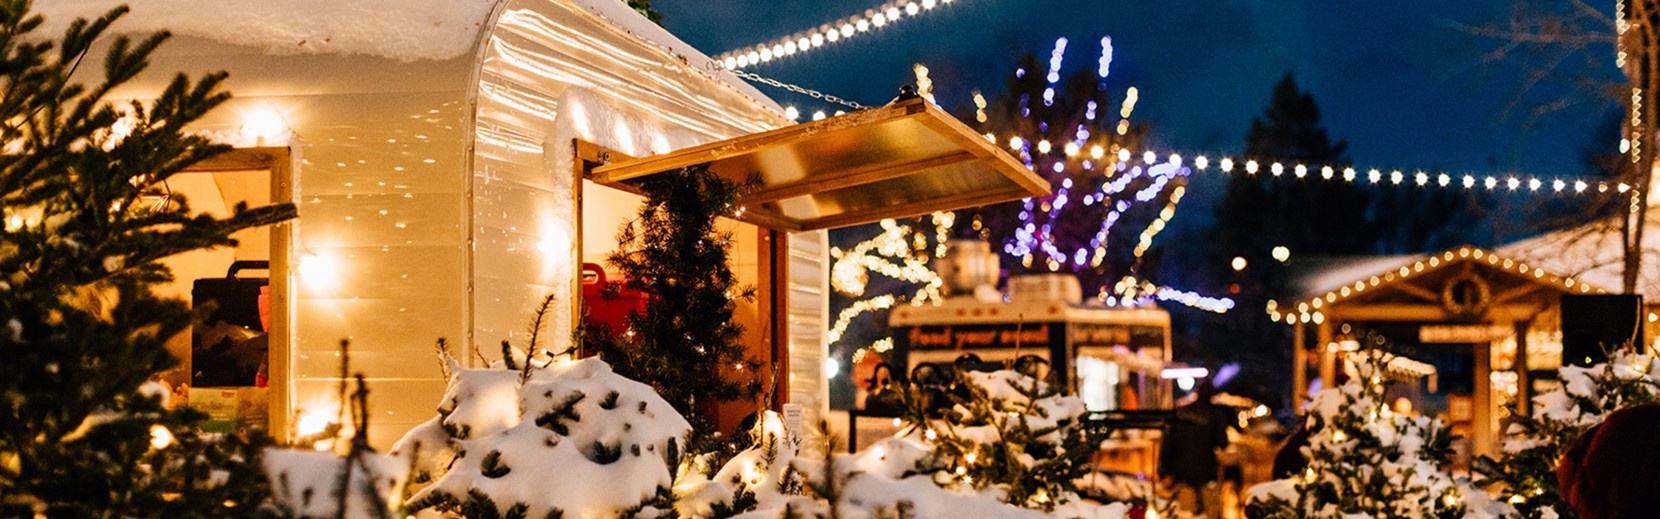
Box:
[907,101,1050,195]
[1492,284,1546,304]
[741,151,976,205]
[187,147,291,172]
[1326,303,1547,322]
[1393,282,1440,303]
[592,101,928,183]
[795,186,1030,231]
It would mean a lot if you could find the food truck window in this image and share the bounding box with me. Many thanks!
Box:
[1076,356,1120,411]
[150,151,291,434]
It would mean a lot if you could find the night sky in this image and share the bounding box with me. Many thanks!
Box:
[659,1,1619,177]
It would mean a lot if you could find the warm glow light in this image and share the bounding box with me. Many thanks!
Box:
[241,109,289,145]
[149,424,174,449]
[1231,256,1247,271]
[1272,246,1290,263]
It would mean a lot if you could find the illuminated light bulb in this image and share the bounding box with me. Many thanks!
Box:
[1196,156,1209,169]
[1528,178,1542,191]
[906,3,920,15]
[1367,169,1381,183]
[1619,182,1632,193]
[873,13,888,26]
[855,19,869,32]
[1220,158,1235,172]
[1037,139,1052,154]
[1507,177,1520,190]
[1485,177,1498,189]
[722,57,737,69]
[150,425,175,449]
[1245,160,1259,174]
[984,132,994,142]
[1271,162,1284,176]
[1390,170,1403,184]
[1320,165,1334,179]
[1293,164,1307,178]
[1463,175,1475,188]
[1009,136,1024,150]
[1272,246,1290,263]
[1118,149,1131,162]
[1090,145,1105,159]
[784,106,800,121]
[1552,179,1566,191]
[813,111,827,121]
[1064,142,1079,156]
[1342,167,1357,181]
[242,109,289,145]
[1414,172,1427,186]
[1437,173,1450,187]
[1231,257,1247,271]
[1575,180,1588,192]
[924,428,938,441]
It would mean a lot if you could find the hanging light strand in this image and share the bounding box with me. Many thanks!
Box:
[980,133,1637,199]
[716,0,961,70]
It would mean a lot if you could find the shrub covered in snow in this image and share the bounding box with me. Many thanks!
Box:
[392,352,690,518]
[676,369,1131,519]
[1480,352,1660,519]
[1245,350,1510,519]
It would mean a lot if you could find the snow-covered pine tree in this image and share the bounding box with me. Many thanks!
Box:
[1480,352,1660,519]
[0,1,294,515]
[911,369,1101,511]
[586,163,761,436]
[1245,349,1506,519]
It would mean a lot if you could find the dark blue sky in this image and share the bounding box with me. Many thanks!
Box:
[659,1,1620,178]
[658,0,1627,261]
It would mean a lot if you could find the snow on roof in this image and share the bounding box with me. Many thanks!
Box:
[1497,207,1660,300]
[35,0,781,111]
[35,0,497,62]
[1289,253,1428,301]
[1279,245,1610,321]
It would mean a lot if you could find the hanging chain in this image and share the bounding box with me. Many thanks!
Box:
[710,63,870,111]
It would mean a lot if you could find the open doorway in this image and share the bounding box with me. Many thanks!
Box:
[152,147,294,435]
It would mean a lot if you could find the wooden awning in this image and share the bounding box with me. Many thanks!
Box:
[586,97,1049,232]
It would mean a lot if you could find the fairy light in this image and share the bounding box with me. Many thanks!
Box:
[1267,246,1608,323]
[975,134,1631,200]
[716,0,963,69]
[914,63,936,104]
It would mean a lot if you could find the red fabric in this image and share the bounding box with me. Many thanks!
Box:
[581,263,647,336]
[1558,404,1660,519]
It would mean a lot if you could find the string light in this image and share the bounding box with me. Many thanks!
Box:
[716,0,962,69]
[1266,246,1607,323]
[976,134,1632,200]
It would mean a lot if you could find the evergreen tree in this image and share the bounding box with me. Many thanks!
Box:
[1480,352,1660,519]
[0,1,294,514]
[589,163,760,432]
[1204,73,1358,408]
[1245,350,1498,519]
[626,0,663,25]
[966,50,1157,299]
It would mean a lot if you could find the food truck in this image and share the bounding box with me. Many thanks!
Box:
[47,0,1047,447]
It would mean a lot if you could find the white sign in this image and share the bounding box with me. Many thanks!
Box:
[1419,325,1511,343]
[782,403,805,449]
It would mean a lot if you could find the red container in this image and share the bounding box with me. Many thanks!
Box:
[581,263,648,335]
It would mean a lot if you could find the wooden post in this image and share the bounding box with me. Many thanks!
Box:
[761,228,789,411]
[1515,319,1531,417]
[1473,338,1493,457]
[1293,321,1307,407]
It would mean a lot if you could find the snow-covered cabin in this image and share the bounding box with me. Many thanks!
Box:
[45,0,1042,447]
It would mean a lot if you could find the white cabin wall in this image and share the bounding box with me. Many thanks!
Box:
[119,36,480,447]
[470,0,787,355]
[787,231,831,424]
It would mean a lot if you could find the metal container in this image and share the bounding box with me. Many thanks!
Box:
[933,240,1000,295]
